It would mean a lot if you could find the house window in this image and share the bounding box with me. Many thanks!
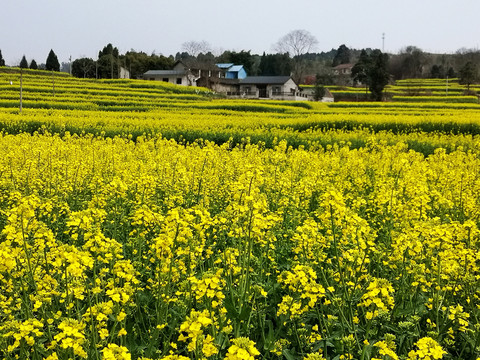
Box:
[273,86,281,95]
[163,78,169,82]
[245,86,251,95]
[149,78,154,81]
[176,78,182,85]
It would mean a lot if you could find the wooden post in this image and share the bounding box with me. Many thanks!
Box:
[20,69,23,113]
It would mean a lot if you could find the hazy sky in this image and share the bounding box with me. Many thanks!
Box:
[1,0,479,65]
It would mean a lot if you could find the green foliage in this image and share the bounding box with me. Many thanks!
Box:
[259,52,292,76]
[46,49,60,71]
[0,50,5,67]
[313,74,326,101]
[399,45,426,78]
[19,55,28,69]
[72,58,96,78]
[459,61,478,90]
[351,50,369,86]
[97,43,119,79]
[368,50,390,101]
[122,50,174,79]
[429,64,444,79]
[29,59,38,70]
[332,44,351,67]
[98,43,119,58]
[218,50,255,75]
[351,49,390,100]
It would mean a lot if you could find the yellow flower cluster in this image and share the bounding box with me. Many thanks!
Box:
[408,337,446,359]
[178,309,216,353]
[189,271,225,306]
[360,277,395,319]
[101,343,132,360]
[277,265,326,318]
[51,319,87,358]
[225,337,260,360]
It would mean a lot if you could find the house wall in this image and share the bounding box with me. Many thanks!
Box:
[264,79,298,97]
[237,68,247,79]
[119,67,130,79]
[282,78,298,93]
[146,74,189,85]
[239,84,258,96]
[211,82,238,94]
[226,68,247,80]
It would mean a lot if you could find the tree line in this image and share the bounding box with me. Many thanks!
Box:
[0,49,60,71]
[0,29,478,93]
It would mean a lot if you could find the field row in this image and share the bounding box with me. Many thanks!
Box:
[2,105,480,154]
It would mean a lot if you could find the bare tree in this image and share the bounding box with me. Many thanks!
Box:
[181,40,212,57]
[274,29,318,57]
[273,29,318,84]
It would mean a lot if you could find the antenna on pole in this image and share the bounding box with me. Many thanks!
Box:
[382,33,385,52]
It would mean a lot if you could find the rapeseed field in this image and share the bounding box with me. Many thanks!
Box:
[1,69,480,359]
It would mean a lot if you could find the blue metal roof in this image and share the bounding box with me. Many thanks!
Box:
[227,65,244,72]
[216,63,234,69]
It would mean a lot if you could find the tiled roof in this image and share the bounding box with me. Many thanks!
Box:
[332,63,354,70]
[144,70,186,76]
[240,76,292,85]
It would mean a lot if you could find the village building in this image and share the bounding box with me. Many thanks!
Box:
[332,63,354,86]
[300,86,335,102]
[215,64,247,80]
[143,61,197,86]
[143,63,332,101]
[332,63,354,76]
[236,76,306,100]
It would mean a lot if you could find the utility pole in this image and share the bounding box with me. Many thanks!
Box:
[445,61,449,96]
[382,33,385,52]
[69,55,72,76]
[52,70,55,96]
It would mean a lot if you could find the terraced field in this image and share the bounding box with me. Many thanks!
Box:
[1,68,480,360]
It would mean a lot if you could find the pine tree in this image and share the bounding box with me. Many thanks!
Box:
[332,44,351,67]
[313,74,326,101]
[46,49,60,71]
[19,55,28,69]
[0,50,5,67]
[351,49,390,101]
[367,50,390,101]
[30,59,38,70]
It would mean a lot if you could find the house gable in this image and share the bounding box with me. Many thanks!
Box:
[143,61,194,85]
[225,65,247,80]
[238,76,301,99]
